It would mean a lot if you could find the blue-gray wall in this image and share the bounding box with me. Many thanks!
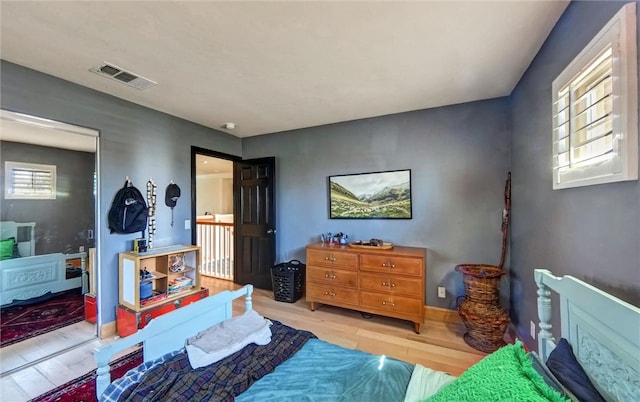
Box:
[1,141,95,255]
[510,0,640,350]
[243,99,512,308]
[0,61,242,325]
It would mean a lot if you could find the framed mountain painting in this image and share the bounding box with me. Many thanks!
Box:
[329,169,412,219]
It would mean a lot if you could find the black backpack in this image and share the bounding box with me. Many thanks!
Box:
[108,181,149,235]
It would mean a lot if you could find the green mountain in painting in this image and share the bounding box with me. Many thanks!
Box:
[330,181,411,218]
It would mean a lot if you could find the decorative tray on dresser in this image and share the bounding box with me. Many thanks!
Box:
[305,243,426,333]
[348,241,394,250]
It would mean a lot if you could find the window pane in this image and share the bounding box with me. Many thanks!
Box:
[572,95,611,132]
[555,90,570,112]
[554,106,570,127]
[572,133,613,163]
[572,52,612,100]
[573,118,613,147]
[573,75,612,115]
[553,121,569,142]
[555,151,570,168]
[555,136,569,154]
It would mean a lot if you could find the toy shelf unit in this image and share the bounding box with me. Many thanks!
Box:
[119,244,202,311]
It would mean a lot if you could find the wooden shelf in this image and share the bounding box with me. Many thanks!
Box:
[140,271,167,282]
[118,244,201,311]
[167,266,195,276]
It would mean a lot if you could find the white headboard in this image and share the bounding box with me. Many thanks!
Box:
[535,269,640,402]
[0,221,36,257]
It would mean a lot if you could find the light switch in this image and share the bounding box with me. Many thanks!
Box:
[185,220,191,230]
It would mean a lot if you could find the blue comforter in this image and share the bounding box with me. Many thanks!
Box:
[235,338,414,402]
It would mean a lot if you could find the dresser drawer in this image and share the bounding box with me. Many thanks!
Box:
[360,290,423,316]
[360,254,423,276]
[359,272,422,298]
[307,285,359,305]
[307,249,359,270]
[307,266,358,288]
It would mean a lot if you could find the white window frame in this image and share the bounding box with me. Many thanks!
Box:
[552,2,637,190]
[4,161,57,200]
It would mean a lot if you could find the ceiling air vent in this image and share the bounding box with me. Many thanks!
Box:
[90,63,157,90]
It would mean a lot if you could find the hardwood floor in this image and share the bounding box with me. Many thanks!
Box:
[1,321,97,375]
[1,278,485,401]
[0,321,111,401]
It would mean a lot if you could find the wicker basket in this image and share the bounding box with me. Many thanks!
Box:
[456,264,509,353]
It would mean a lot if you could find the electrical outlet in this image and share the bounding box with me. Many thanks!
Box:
[530,321,536,339]
[437,286,446,298]
[185,220,191,230]
[79,246,85,252]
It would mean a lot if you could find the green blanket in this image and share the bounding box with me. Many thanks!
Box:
[425,341,570,402]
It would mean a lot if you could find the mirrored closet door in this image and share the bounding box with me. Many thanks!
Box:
[0,109,100,375]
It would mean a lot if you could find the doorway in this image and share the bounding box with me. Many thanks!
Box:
[0,110,99,375]
[191,148,276,290]
[194,152,235,281]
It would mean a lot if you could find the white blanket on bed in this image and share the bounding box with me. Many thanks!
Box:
[186,309,272,369]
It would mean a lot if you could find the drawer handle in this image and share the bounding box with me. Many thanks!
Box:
[381,281,396,288]
[324,272,337,279]
[324,291,336,296]
[174,299,183,308]
[381,281,388,287]
[390,282,396,287]
[381,263,396,268]
[382,301,395,307]
[324,256,337,262]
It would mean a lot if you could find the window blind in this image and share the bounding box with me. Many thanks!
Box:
[5,162,56,199]
[550,2,637,190]
[553,47,613,174]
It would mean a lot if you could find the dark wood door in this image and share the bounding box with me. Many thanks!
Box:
[234,157,276,289]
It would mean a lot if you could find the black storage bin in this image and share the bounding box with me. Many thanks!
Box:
[271,259,305,303]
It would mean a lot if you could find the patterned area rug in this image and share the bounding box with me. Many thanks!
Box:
[0,289,85,348]
[29,349,143,402]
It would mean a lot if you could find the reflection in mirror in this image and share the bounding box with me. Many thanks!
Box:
[0,109,99,375]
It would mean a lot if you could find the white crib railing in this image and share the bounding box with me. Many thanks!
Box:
[196,220,234,280]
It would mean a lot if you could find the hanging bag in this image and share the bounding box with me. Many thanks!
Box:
[108,180,149,236]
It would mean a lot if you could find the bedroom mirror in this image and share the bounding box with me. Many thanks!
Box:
[0,109,99,375]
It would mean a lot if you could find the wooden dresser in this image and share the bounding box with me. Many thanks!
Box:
[305,243,426,333]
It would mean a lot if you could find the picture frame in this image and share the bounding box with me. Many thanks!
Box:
[329,169,412,219]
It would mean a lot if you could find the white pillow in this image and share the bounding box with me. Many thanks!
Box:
[185,309,272,369]
[403,364,457,402]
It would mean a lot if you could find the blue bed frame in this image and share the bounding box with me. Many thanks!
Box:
[535,269,640,402]
[94,284,254,398]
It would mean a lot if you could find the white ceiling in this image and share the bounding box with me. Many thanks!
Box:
[0,109,98,152]
[196,154,233,176]
[0,1,568,138]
